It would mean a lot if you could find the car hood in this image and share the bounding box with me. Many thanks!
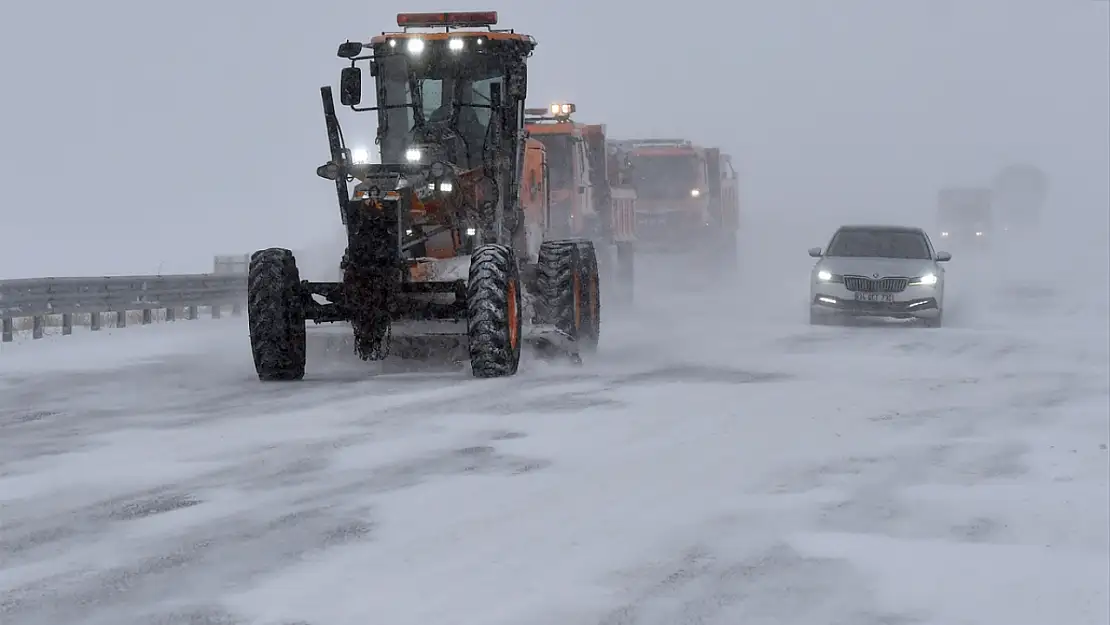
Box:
[817,257,936,278]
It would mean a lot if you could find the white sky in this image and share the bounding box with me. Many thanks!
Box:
[1,0,1106,277]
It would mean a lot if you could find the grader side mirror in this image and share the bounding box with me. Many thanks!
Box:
[337,41,363,58]
[340,67,362,106]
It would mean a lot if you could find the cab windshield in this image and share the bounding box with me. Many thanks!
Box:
[628,153,700,200]
[375,49,506,165]
[937,204,992,227]
[535,135,574,190]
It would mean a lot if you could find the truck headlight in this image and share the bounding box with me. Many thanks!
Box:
[351,148,370,164]
[912,273,938,286]
[690,189,701,197]
[404,148,423,162]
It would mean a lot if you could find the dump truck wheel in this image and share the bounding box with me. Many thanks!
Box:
[614,242,635,305]
[720,230,739,274]
[467,244,522,378]
[248,248,306,381]
[574,240,602,352]
[537,239,587,348]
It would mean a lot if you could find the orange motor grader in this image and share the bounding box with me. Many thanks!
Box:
[245,11,601,380]
[524,102,637,304]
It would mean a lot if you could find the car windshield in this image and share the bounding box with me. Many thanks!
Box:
[826,229,931,259]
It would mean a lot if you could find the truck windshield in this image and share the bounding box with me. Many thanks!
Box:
[826,229,932,260]
[375,52,506,165]
[938,205,991,226]
[535,135,573,190]
[628,154,699,200]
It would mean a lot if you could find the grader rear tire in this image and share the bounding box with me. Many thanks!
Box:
[574,240,601,353]
[537,239,597,352]
[247,248,306,381]
[467,244,523,378]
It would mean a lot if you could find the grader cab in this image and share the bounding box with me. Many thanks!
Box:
[246,11,602,381]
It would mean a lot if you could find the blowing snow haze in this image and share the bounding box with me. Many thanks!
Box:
[0,0,1106,278]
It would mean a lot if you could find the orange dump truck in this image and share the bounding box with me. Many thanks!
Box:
[611,138,739,267]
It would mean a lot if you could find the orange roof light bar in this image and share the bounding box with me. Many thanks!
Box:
[396,11,498,28]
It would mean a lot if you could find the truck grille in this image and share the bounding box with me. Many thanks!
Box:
[843,276,909,293]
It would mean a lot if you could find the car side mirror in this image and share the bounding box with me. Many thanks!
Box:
[936,251,952,262]
[340,66,362,106]
[808,247,823,258]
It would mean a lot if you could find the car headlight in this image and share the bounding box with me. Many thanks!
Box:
[690,189,701,198]
[817,270,832,281]
[911,273,938,286]
[404,148,422,163]
[975,231,983,237]
[941,231,949,237]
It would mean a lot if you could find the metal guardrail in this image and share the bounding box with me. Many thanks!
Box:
[0,271,248,343]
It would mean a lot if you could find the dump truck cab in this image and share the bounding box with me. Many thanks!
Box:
[613,138,739,265]
[524,103,594,240]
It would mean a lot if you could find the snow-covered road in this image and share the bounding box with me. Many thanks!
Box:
[2,225,1107,625]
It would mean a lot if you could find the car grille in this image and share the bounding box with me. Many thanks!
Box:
[843,276,909,293]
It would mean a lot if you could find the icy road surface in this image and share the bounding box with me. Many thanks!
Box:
[2,227,1107,625]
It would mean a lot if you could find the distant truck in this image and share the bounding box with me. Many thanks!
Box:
[936,186,993,247]
[609,138,739,267]
[991,163,1049,232]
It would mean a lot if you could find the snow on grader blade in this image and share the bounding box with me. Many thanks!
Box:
[246,11,601,381]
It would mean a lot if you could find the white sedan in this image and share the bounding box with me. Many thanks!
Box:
[808,225,951,327]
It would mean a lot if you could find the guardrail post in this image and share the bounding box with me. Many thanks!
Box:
[232,303,242,316]
[142,309,152,325]
[211,305,221,319]
[32,315,44,339]
[62,313,73,335]
[116,310,126,328]
[186,306,197,320]
[91,312,101,331]
[2,318,12,342]
[166,307,176,322]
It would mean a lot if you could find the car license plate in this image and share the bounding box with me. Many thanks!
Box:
[854,292,895,303]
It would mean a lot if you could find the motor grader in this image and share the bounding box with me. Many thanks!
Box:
[246,11,601,380]
[523,102,637,304]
